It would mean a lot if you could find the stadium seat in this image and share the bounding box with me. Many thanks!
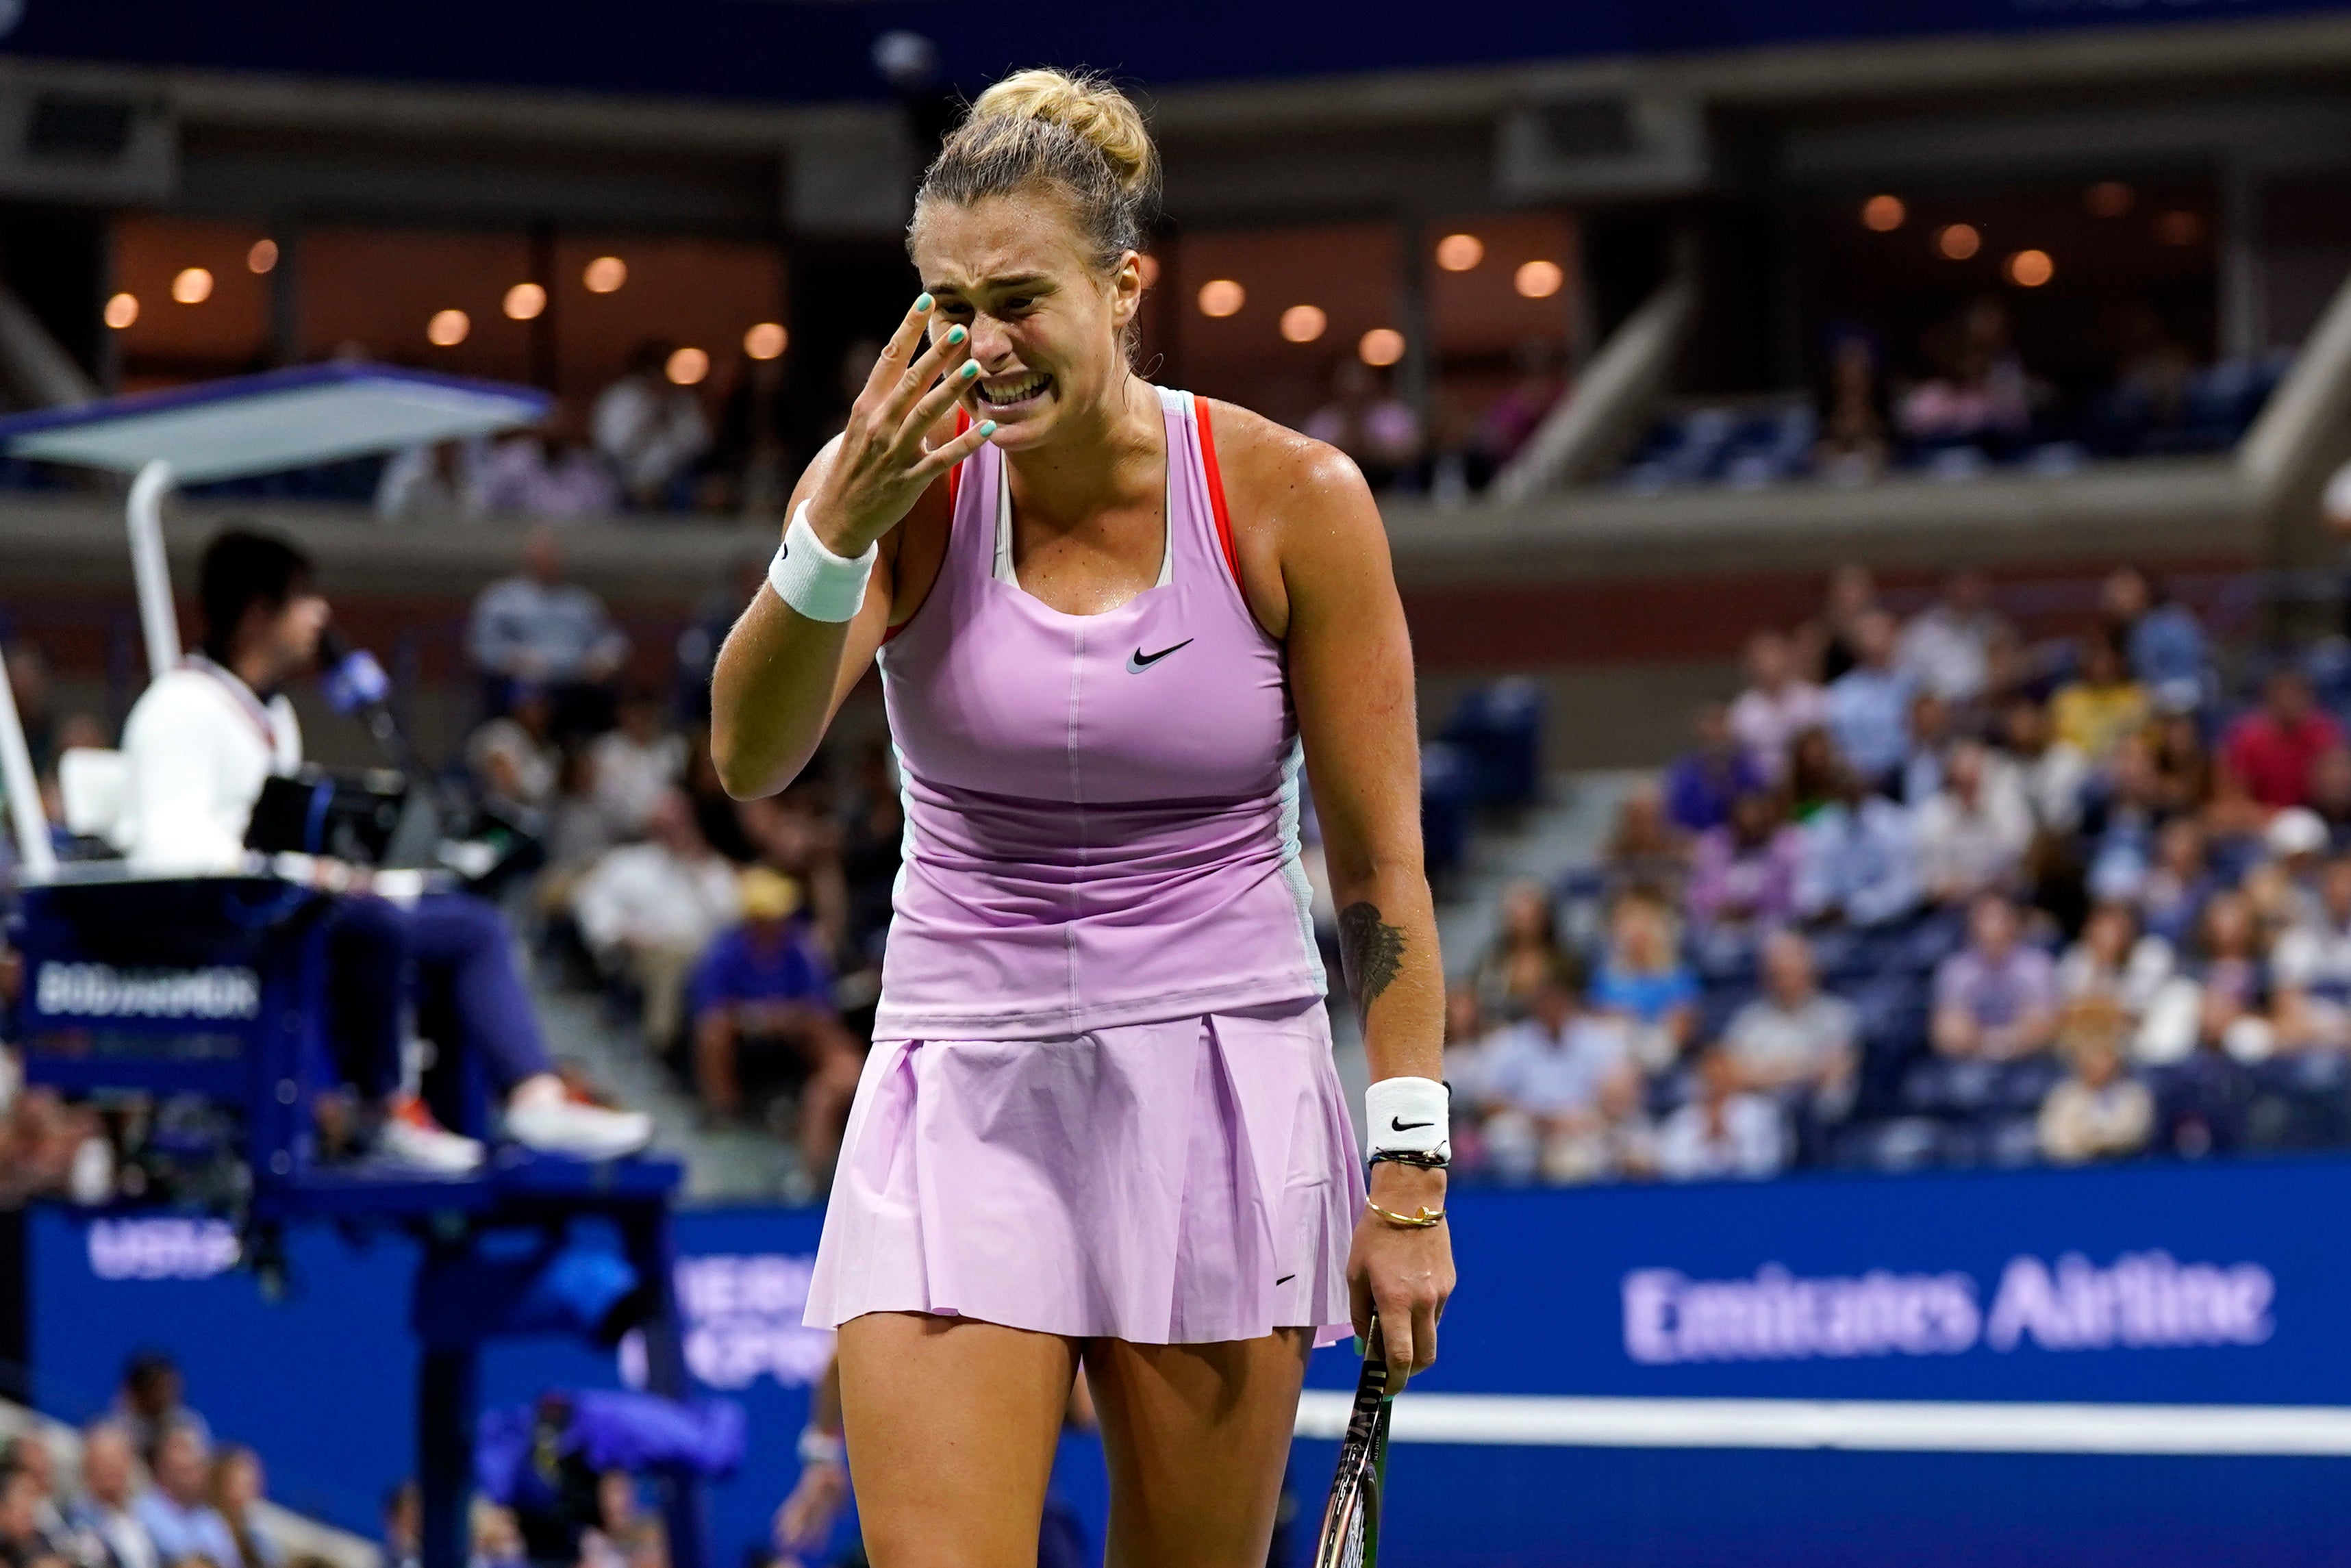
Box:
[1439,680,1547,809]
[1419,742,1474,876]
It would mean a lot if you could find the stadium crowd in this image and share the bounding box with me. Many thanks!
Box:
[1445,564,2351,1183]
[457,527,884,1189]
[16,540,2351,1198]
[0,1354,302,1568]
[0,1353,693,1568]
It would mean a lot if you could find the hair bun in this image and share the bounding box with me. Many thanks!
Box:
[970,68,1157,201]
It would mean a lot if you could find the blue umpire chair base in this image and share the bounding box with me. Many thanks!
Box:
[5,871,702,1568]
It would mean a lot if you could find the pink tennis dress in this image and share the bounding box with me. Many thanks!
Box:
[804,386,1365,1345]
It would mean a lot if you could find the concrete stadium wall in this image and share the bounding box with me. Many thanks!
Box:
[0,454,2267,770]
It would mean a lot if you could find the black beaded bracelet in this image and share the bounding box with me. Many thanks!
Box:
[1368,1148,1450,1171]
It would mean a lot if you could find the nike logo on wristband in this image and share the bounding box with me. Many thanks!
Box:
[1126,640,1192,672]
[1390,1117,1434,1132]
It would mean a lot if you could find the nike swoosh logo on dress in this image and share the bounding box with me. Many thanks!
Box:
[1126,639,1193,672]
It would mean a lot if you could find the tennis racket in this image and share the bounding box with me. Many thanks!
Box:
[1312,1321,1396,1568]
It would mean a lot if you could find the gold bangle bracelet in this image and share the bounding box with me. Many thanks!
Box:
[1367,1200,1447,1229]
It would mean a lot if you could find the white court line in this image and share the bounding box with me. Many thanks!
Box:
[1292,1392,2351,1456]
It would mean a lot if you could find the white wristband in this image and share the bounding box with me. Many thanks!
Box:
[796,1427,845,1467]
[768,501,877,623]
[1365,1076,1450,1159]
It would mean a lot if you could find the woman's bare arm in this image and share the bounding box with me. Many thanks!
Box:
[1281,458,1444,1091]
[709,296,991,800]
[707,442,892,800]
[1222,406,1454,1384]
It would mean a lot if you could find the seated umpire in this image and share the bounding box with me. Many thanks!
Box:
[112,527,651,1171]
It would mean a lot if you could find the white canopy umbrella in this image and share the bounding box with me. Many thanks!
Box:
[0,364,550,881]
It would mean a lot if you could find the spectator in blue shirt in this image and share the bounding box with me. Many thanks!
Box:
[1796,768,1922,928]
[1663,703,1764,833]
[466,526,630,740]
[1824,608,1915,792]
[2102,566,2207,709]
[1477,961,1646,1183]
[1588,887,1700,1070]
[688,868,862,1185]
[132,1426,240,1568]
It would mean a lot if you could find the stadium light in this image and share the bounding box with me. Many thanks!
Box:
[1514,260,1564,299]
[744,323,787,360]
[584,255,627,294]
[171,268,214,305]
[1198,279,1245,318]
[1862,194,1906,231]
[1937,223,1981,260]
[1280,305,1327,343]
[2087,181,2135,218]
[1358,327,1405,367]
[503,282,547,322]
[2157,210,2206,246]
[103,293,138,330]
[247,239,279,275]
[1435,233,1485,272]
[2004,249,2054,287]
[427,309,470,347]
[666,346,709,385]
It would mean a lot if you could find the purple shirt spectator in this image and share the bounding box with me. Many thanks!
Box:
[1687,817,1804,929]
[1933,896,2060,1059]
[687,917,834,1020]
[1935,945,2057,1030]
[1664,750,1765,835]
[1663,703,1761,833]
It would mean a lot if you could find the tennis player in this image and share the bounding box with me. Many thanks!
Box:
[710,67,1455,1566]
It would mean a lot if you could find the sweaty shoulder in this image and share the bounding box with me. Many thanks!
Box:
[1194,398,1384,641]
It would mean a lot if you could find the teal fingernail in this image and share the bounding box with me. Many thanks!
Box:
[915,293,933,312]
[946,325,967,344]
[960,362,979,379]
[979,420,998,435]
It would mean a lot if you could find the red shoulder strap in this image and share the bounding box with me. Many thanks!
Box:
[1194,398,1243,590]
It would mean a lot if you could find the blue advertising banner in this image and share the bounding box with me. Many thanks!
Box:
[1287,1156,2351,1565]
[1363,1156,2343,1406]
[33,1156,2351,1567]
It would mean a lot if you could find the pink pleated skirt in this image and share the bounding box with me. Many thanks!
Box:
[804,996,1365,1347]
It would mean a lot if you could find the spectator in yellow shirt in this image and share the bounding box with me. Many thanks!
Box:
[2051,633,2150,764]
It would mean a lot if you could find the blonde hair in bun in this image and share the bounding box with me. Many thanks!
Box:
[968,68,1157,203]
[915,67,1160,275]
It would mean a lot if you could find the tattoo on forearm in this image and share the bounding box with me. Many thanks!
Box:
[1337,901,1407,1018]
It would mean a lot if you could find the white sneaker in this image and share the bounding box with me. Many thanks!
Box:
[505,1098,654,1161]
[376,1100,486,1175]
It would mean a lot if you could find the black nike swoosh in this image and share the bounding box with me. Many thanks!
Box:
[1390,1117,1433,1132]
[1126,638,1192,672]
[1275,1274,1296,1286]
